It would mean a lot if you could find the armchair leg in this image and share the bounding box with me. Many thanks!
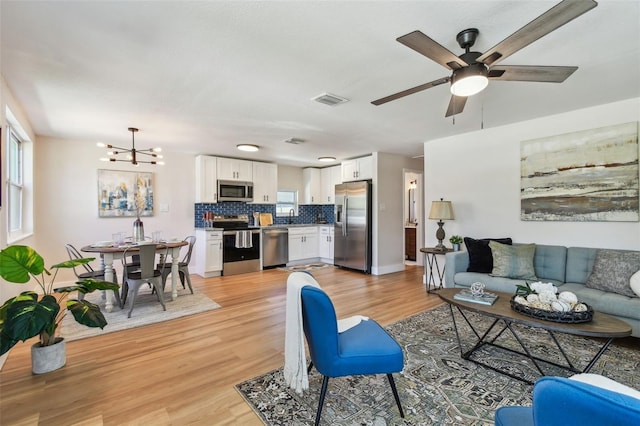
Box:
[315,376,329,426]
[387,373,404,418]
[307,362,314,374]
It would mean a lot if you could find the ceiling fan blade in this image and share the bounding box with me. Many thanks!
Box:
[477,0,597,66]
[397,30,468,70]
[488,65,578,82]
[445,95,467,117]
[372,77,450,106]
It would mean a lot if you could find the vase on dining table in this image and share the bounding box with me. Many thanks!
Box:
[133,217,145,242]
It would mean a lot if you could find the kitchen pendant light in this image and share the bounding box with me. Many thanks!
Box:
[98,127,164,165]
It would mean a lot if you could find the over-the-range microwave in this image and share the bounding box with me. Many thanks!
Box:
[217,180,253,202]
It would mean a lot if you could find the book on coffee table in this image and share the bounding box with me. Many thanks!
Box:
[454,289,498,306]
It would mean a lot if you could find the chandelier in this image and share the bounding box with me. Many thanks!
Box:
[98,127,164,165]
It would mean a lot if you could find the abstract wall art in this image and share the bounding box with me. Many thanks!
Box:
[521,122,639,222]
[97,169,154,218]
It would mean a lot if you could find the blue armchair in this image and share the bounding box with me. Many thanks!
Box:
[495,376,640,426]
[300,286,405,425]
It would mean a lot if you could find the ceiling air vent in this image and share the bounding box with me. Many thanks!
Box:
[284,138,305,145]
[311,92,349,107]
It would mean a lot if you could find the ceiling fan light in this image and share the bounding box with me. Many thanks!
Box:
[450,64,489,97]
[237,144,259,152]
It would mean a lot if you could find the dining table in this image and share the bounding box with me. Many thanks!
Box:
[81,240,188,312]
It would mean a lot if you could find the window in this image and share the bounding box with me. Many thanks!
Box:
[276,190,298,217]
[7,127,24,233]
[5,108,33,242]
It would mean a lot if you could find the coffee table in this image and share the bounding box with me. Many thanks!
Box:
[438,288,632,384]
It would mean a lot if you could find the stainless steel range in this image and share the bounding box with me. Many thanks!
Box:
[212,214,261,276]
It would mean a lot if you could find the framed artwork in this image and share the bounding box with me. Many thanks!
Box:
[521,122,639,222]
[97,169,154,218]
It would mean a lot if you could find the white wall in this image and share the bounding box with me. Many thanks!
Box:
[373,153,424,275]
[33,137,197,283]
[0,77,38,302]
[424,98,640,250]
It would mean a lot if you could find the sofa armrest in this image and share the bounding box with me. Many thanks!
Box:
[444,251,469,288]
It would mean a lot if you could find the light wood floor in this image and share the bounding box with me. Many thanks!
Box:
[0,265,442,425]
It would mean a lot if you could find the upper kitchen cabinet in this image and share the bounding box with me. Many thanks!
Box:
[302,168,322,204]
[217,157,253,181]
[341,155,372,182]
[251,162,278,204]
[320,165,342,204]
[195,155,218,203]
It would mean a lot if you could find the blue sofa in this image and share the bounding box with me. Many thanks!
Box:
[495,375,640,426]
[444,245,640,337]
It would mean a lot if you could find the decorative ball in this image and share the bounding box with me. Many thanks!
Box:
[551,300,571,312]
[470,282,485,297]
[526,294,539,303]
[574,303,588,312]
[558,291,578,304]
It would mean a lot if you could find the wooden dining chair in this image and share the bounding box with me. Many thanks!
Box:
[121,244,167,318]
[158,236,196,294]
[65,243,122,308]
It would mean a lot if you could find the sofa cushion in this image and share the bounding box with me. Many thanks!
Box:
[532,245,567,283]
[560,283,640,320]
[490,241,537,280]
[465,237,512,273]
[566,247,598,284]
[586,249,640,298]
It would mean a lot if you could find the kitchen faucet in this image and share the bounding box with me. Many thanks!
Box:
[289,208,294,224]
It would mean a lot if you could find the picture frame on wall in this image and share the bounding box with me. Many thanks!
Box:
[97,169,154,218]
[520,121,639,222]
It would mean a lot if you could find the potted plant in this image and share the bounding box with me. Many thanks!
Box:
[449,235,463,251]
[0,245,118,374]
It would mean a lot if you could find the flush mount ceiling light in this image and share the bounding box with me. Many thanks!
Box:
[98,127,163,165]
[237,144,259,152]
[318,156,337,162]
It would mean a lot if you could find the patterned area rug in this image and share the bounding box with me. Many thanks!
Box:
[61,286,221,341]
[236,305,640,425]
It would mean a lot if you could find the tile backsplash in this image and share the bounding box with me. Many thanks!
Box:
[194,203,334,227]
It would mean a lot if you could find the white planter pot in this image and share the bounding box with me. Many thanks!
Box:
[452,243,461,252]
[31,337,66,374]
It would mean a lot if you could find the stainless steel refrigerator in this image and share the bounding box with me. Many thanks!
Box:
[334,180,372,273]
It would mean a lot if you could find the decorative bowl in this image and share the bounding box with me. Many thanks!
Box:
[510,295,594,323]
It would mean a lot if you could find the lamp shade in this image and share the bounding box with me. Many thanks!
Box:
[429,200,454,220]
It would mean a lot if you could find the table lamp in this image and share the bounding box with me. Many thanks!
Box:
[429,198,454,250]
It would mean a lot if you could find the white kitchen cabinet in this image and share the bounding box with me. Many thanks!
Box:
[320,165,342,204]
[302,168,322,204]
[194,229,223,278]
[217,157,253,181]
[319,226,334,261]
[341,155,373,182]
[195,155,218,203]
[251,162,278,204]
[288,226,319,262]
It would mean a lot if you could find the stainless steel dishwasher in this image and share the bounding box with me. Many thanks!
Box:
[262,228,289,268]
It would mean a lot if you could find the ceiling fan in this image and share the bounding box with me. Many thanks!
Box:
[372,0,598,117]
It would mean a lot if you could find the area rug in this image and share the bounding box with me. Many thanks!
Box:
[236,305,640,425]
[278,262,334,273]
[61,287,221,341]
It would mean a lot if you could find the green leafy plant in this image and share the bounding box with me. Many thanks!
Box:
[0,245,118,355]
[449,235,463,245]
[515,282,535,296]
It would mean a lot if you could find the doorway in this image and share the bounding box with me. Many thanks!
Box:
[403,170,423,267]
